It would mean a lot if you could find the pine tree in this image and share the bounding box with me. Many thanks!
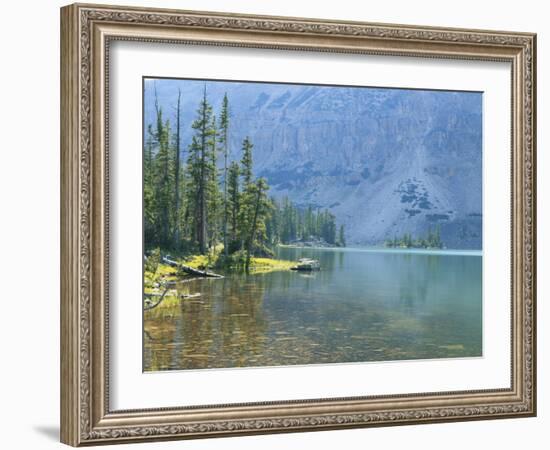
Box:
[186,85,215,254]
[434,224,442,248]
[338,224,346,247]
[144,128,156,244]
[305,206,314,239]
[206,114,221,250]
[238,137,255,248]
[150,86,174,248]
[172,89,183,248]
[240,136,254,187]
[219,93,230,256]
[266,198,280,247]
[153,118,173,247]
[244,178,271,272]
[426,226,433,247]
[227,161,240,249]
[280,197,293,243]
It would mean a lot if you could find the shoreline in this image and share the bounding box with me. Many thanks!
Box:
[278,244,482,256]
[145,244,482,295]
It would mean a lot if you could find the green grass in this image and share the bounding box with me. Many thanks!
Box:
[248,257,295,274]
[144,262,178,294]
[184,254,210,269]
[175,245,293,275]
[144,246,294,300]
[183,244,224,269]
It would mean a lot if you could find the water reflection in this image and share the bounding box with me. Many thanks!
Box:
[144,247,482,371]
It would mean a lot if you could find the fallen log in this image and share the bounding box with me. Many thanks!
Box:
[162,256,223,278]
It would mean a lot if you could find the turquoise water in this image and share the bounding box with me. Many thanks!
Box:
[144,247,482,371]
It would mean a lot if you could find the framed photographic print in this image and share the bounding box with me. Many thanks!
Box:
[60,3,537,446]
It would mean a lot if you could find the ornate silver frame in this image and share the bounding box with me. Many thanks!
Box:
[60,3,536,446]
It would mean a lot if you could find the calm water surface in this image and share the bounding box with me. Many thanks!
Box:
[144,247,482,371]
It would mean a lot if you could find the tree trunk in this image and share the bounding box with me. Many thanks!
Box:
[223,136,228,256]
[173,89,181,247]
[245,186,262,273]
[198,86,208,254]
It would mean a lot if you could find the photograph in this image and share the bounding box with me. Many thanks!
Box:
[142,77,483,372]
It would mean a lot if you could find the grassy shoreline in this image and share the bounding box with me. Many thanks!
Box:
[182,250,295,275]
[144,248,295,296]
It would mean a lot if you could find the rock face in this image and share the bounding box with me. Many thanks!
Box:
[145,79,482,249]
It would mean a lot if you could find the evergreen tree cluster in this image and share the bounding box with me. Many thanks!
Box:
[266,199,346,247]
[144,86,271,267]
[384,225,443,249]
[144,84,347,269]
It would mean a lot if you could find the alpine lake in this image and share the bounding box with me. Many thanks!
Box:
[144,246,482,371]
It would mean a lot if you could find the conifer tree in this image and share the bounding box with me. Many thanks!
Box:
[173,89,182,248]
[227,161,240,249]
[266,198,280,246]
[150,87,174,248]
[219,93,230,255]
[153,119,173,247]
[207,114,221,250]
[186,85,215,254]
[144,129,155,244]
[338,224,346,247]
[240,136,254,187]
[244,177,271,272]
[434,224,442,248]
[238,137,255,248]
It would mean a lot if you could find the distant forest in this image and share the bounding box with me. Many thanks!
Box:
[270,199,345,247]
[144,86,345,270]
[384,226,443,249]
